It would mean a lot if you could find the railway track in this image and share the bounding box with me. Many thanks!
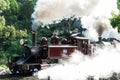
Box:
[0,63,54,80]
[0,72,33,79]
[0,73,50,80]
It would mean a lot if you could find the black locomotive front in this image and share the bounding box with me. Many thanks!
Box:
[9,31,48,74]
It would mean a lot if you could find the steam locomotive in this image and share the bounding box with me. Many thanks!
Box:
[8,31,92,74]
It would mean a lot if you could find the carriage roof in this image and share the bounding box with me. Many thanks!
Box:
[73,36,89,40]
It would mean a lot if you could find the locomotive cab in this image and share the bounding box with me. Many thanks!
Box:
[73,36,92,55]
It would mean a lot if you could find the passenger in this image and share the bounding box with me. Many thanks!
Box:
[41,37,48,45]
[61,38,67,44]
[82,41,88,55]
[84,41,88,55]
[51,34,59,45]
[82,40,85,48]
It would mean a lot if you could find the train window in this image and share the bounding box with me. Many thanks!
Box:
[63,49,68,54]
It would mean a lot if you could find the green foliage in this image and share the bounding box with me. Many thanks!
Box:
[37,26,52,38]
[4,26,16,39]
[0,16,5,36]
[18,0,35,30]
[0,65,9,71]
[0,16,5,26]
[118,0,120,10]
[0,25,28,51]
[0,0,9,13]
[7,40,22,56]
[110,13,120,32]
[3,0,35,31]
[0,24,28,40]
[0,51,9,64]
[110,0,120,32]
[0,0,28,60]
[16,29,28,38]
[3,0,19,25]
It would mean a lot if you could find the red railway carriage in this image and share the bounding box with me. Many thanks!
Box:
[48,45,77,59]
[48,36,92,59]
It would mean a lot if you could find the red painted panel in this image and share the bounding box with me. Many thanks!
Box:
[48,45,77,59]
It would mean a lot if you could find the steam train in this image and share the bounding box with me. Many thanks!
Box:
[8,31,92,74]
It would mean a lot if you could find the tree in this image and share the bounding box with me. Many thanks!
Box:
[3,0,35,31]
[3,0,19,25]
[110,0,120,32]
[0,0,9,13]
[0,0,28,63]
[110,14,120,32]
[0,16,5,36]
[118,0,120,10]
[18,0,35,30]
[0,0,9,42]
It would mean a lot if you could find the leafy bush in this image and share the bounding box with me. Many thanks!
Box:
[0,51,9,65]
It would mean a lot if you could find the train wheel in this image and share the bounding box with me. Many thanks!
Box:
[10,65,19,74]
[36,65,41,70]
[11,68,18,74]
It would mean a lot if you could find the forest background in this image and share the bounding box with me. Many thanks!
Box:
[0,0,120,64]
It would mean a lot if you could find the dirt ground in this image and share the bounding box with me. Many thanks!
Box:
[0,76,39,80]
[1,72,120,80]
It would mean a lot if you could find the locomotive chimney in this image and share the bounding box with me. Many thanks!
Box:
[98,36,102,42]
[32,30,36,46]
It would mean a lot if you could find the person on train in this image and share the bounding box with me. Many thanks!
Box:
[84,41,88,55]
[82,40,88,55]
[51,33,59,45]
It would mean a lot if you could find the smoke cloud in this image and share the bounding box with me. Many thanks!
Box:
[81,16,120,41]
[31,0,100,30]
[31,0,119,41]
[37,43,120,80]
[31,0,120,79]
[32,0,99,23]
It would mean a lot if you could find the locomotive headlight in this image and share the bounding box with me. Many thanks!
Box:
[20,39,24,45]
[20,39,28,45]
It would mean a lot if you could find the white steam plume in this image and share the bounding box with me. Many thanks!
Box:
[37,43,120,80]
[32,0,99,23]
[31,0,99,30]
[32,0,118,24]
[31,0,119,41]
[31,0,120,79]
[81,16,120,41]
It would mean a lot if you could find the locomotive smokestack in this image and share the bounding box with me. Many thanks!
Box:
[98,36,102,42]
[32,30,36,46]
